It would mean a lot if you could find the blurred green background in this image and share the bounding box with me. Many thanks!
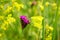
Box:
[0,0,60,40]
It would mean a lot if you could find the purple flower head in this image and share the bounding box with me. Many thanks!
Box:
[20,16,29,24]
[20,16,30,29]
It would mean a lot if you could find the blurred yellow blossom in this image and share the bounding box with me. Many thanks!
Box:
[7,17,16,23]
[0,16,4,20]
[0,5,4,9]
[51,3,57,7]
[12,0,16,2]
[1,26,7,30]
[19,4,24,8]
[1,16,16,30]
[7,14,16,23]
[46,24,53,31]
[8,14,12,17]
[31,16,43,23]
[0,33,2,37]
[49,27,53,31]
[45,33,52,40]
[1,24,5,28]
[39,5,44,11]
[4,21,9,25]
[31,16,43,29]
[38,1,44,11]
[4,6,12,13]
[1,21,8,30]
[13,2,20,7]
[45,24,53,40]
[13,2,24,11]
[46,37,52,40]
[51,2,57,10]
[34,23,42,29]
[45,2,50,7]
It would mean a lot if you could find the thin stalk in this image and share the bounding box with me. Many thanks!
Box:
[52,0,59,40]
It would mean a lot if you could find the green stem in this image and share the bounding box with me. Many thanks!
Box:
[52,0,59,40]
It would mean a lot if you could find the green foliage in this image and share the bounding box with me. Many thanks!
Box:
[0,0,60,40]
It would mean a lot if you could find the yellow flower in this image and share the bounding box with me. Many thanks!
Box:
[31,16,43,29]
[0,5,4,9]
[34,23,42,29]
[46,33,52,40]
[46,37,52,40]
[51,2,57,10]
[0,33,2,37]
[1,23,5,27]
[4,21,9,25]
[4,6,12,13]
[1,21,8,30]
[45,2,50,7]
[31,16,43,22]
[51,3,57,7]
[45,24,53,40]
[38,1,44,11]
[1,26,7,30]
[13,2,20,7]
[0,16,4,20]
[7,17,16,23]
[12,0,16,2]
[46,24,53,31]
[19,4,24,8]
[8,14,12,17]
[13,2,24,11]
[39,5,44,11]
[7,14,16,23]
[49,27,53,31]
